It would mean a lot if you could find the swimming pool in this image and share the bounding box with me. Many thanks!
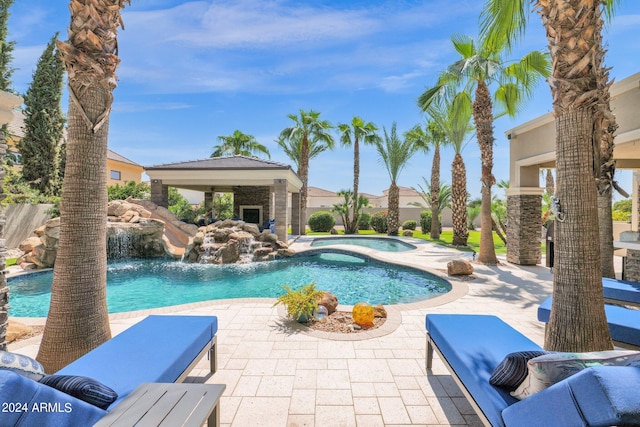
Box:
[310,236,416,252]
[8,253,450,317]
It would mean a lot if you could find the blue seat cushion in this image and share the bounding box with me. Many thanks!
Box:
[602,278,640,305]
[502,366,640,427]
[57,315,217,409]
[0,370,106,426]
[538,297,640,347]
[426,314,542,427]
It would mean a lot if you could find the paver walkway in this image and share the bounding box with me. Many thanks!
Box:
[10,238,556,426]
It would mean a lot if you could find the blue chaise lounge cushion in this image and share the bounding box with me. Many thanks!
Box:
[538,297,640,348]
[56,315,217,409]
[426,314,542,427]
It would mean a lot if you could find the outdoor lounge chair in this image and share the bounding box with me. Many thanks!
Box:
[0,314,219,426]
[425,313,640,426]
[538,296,640,349]
[602,277,640,308]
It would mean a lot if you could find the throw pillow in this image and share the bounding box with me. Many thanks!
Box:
[489,350,550,389]
[0,350,45,381]
[511,350,640,400]
[39,375,118,410]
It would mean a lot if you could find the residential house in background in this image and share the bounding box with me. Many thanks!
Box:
[6,108,143,185]
[107,150,143,186]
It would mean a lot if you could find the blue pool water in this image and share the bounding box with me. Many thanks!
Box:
[8,253,450,317]
[310,237,416,252]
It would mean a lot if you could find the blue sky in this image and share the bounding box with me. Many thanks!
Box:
[8,1,640,200]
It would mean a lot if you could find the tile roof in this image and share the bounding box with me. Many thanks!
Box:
[108,149,142,167]
[145,155,292,171]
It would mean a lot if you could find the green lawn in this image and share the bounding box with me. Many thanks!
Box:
[304,228,548,256]
[6,258,17,267]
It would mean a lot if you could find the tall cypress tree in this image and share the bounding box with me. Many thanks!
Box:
[18,33,66,195]
[0,0,14,352]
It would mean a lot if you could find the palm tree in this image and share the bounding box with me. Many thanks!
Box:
[424,94,474,246]
[37,0,129,372]
[410,177,451,213]
[331,189,370,232]
[405,121,448,239]
[419,34,549,265]
[337,117,380,234]
[279,110,334,234]
[373,123,418,236]
[211,129,270,159]
[275,133,330,173]
[481,0,615,351]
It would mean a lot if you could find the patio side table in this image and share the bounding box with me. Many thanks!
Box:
[94,382,226,427]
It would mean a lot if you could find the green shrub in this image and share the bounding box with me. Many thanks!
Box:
[308,211,335,232]
[357,212,371,230]
[420,210,432,232]
[370,211,388,233]
[402,219,417,230]
[612,210,631,222]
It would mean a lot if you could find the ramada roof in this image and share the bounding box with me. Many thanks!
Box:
[145,155,293,171]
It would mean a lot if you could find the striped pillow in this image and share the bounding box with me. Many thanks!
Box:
[39,375,118,409]
[490,351,549,389]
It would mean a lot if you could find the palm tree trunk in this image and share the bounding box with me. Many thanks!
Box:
[349,138,360,234]
[451,154,468,246]
[474,80,498,264]
[596,58,618,279]
[539,0,612,352]
[387,183,400,236]
[37,0,128,372]
[430,144,441,239]
[299,135,309,235]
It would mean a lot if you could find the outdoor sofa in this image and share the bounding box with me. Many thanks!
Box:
[425,313,640,427]
[0,314,218,426]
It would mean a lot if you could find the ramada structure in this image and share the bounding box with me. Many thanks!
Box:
[144,156,303,242]
[507,72,640,273]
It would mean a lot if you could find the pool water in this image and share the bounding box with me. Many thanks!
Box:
[310,237,416,252]
[8,254,450,317]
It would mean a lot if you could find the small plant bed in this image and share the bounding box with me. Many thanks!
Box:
[305,311,386,334]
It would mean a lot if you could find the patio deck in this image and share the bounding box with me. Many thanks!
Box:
[9,238,559,426]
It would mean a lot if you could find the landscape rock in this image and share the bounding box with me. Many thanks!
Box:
[447,259,474,276]
[18,236,41,253]
[402,230,414,237]
[6,321,32,343]
[317,292,339,314]
[373,304,387,318]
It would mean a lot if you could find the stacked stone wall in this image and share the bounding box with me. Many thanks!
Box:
[507,194,542,265]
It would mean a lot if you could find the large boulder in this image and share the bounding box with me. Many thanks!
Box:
[18,236,41,253]
[219,240,240,264]
[447,259,474,276]
[6,321,32,343]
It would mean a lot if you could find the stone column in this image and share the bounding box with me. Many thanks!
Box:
[150,179,168,208]
[290,192,301,235]
[506,187,543,265]
[0,90,22,350]
[274,179,288,242]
